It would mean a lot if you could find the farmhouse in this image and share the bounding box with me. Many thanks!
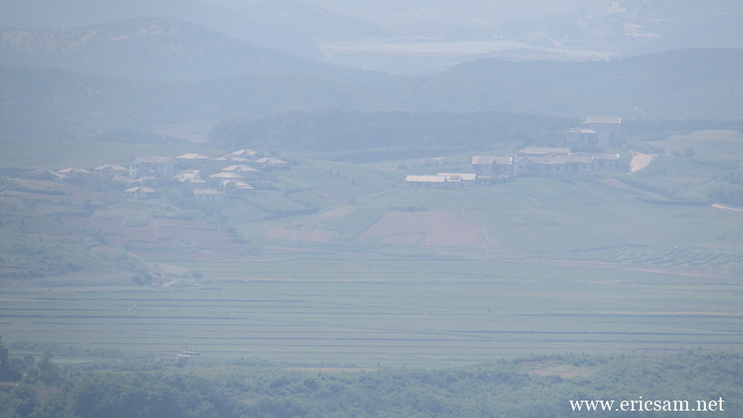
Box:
[566,155,594,175]
[438,173,477,186]
[217,149,258,161]
[492,157,515,177]
[174,170,206,186]
[536,156,567,178]
[472,147,622,180]
[404,175,447,188]
[592,153,621,170]
[221,180,254,192]
[404,173,476,188]
[123,186,157,199]
[216,149,257,161]
[517,147,570,157]
[565,128,599,148]
[130,156,176,178]
[94,165,129,175]
[513,156,537,176]
[51,168,91,178]
[221,164,260,178]
[472,156,513,178]
[472,156,495,177]
[255,157,288,168]
[176,153,210,161]
[209,171,243,179]
[215,155,250,163]
[514,156,567,178]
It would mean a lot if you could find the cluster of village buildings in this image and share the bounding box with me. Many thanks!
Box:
[49,116,624,195]
[405,117,623,188]
[50,149,287,200]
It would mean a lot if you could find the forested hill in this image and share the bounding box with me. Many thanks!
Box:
[0,17,374,82]
[209,111,578,154]
[209,111,743,156]
[1,48,741,140]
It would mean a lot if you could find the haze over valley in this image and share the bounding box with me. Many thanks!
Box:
[0,1,742,417]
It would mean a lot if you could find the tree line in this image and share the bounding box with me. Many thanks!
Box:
[1,345,740,418]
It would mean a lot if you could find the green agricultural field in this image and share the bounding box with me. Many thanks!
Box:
[1,129,741,370]
[1,256,740,368]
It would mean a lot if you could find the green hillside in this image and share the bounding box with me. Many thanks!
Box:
[228,151,742,266]
[1,130,739,280]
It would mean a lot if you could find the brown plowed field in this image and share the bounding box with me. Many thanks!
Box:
[358,211,482,246]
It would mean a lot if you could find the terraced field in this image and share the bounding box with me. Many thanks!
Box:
[2,257,740,368]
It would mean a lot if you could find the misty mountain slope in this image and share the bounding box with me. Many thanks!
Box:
[0,0,391,61]
[2,49,741,140]
[202,0,391,59]
[209,111,576,153]
[0,66,181,138]
[0,66,394,139]
[403,49,743,119]
[0,17,380,81]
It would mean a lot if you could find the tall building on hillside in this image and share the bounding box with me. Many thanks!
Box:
[574,116,622,148]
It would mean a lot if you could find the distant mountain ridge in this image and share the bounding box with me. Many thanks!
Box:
[0,17,365,81]
[0,0,391,61]
[3,49,741,142]
[1,18,740,141]
[418,48,743,119]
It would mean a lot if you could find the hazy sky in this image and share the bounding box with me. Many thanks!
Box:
[201,0,604,25]
[0,0,608,30]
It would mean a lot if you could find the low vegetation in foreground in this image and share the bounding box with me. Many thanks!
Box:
[0,349,740,418]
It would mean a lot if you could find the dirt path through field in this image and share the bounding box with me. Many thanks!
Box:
[630,151,655,172]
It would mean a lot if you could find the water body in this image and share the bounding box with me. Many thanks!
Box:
[321,39,617,59]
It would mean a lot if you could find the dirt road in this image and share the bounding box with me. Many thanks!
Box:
[630,150,656,172]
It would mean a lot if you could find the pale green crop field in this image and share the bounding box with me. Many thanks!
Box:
[2,257,740,368]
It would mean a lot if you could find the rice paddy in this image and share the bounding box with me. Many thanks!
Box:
[2,256,740,368]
